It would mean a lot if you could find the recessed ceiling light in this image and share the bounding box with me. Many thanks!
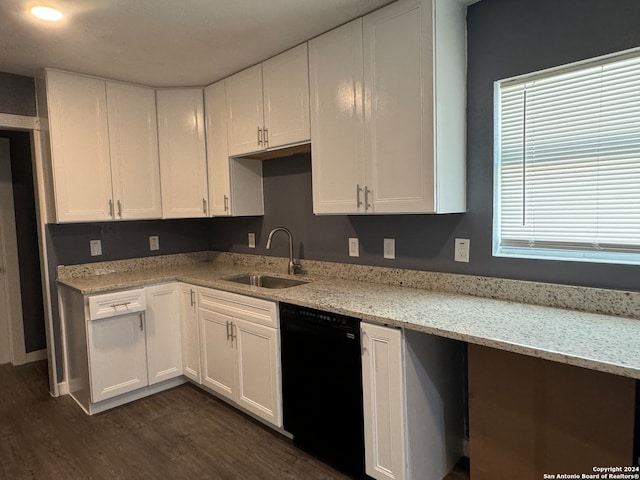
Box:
[30,6,64,21]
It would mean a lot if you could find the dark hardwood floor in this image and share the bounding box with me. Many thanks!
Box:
[0,361,469,480]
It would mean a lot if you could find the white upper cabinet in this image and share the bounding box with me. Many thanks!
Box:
[45,70,163,223]
[263,43,311,150]
[310,19,366,214]
[226,44,310,157]
[156,88,209,218]
[204,80,264,217]
[46,70,114,222]
[106,82,162,220]
[226,65,265,157]
[310,0,466,215]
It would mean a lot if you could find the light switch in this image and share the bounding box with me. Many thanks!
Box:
[90,240,102,256]
[248,233,256,249]
[383,238,395,259]
[149,236,160,251]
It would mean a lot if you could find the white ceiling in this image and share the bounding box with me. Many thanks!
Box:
[0,0,395,87]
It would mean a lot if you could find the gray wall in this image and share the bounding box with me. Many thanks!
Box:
[0,72,36,117]
[210,0,640,292]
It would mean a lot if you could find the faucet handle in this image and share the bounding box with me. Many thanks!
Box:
[289,260,302,275]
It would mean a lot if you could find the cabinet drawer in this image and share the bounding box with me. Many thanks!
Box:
[198,287,277,328]
[88,288,146,320]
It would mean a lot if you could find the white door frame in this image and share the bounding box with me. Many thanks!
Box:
[0,112,59,396]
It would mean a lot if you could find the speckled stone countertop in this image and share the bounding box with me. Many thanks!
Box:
[57,252,640,380]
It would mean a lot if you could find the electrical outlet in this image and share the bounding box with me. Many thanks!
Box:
[90,240,102,257]
[149,236,160,251]
[348,238,359,257]
[248,233,256,249]
[454,238,470,262]
[383,238,395,259]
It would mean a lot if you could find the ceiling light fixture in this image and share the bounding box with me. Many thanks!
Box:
[30,6,64,21]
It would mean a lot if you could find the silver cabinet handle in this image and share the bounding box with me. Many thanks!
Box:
[110,301,131,310]
[356,184,363,208]
[117,200,122,218]
[264,127,269,147]
[139,314,144,331]
[223,195,229,212]
[257,126,263,146]
[231,322,237,341]
[225,321,231,340]
[364,186,372,211]
[108,199,114,217]
[202,198,207,215]
[190,289,195,307]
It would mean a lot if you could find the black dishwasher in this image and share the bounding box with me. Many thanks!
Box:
[279,303,369,479]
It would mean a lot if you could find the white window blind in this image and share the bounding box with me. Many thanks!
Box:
[494,51,640,264]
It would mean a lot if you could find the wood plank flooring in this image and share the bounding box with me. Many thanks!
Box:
[0,361,469,480]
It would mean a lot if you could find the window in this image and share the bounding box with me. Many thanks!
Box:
[494,49,640,265]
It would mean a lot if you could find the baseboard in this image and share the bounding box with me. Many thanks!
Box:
[56,381,69,396]
[25,349,47,363]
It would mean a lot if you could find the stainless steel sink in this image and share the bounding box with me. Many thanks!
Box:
[222,274,309,289]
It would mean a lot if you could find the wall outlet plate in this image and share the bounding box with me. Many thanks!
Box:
[149,236,160,251]
[90,239,102,256]
[383,238,395,259]
[455,238,470,262]
[348,238,359,257]
[248,233,256,249]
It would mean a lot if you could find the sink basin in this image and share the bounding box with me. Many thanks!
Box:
[222,274,309,289]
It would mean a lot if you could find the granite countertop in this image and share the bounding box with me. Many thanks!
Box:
[57,260,640,380]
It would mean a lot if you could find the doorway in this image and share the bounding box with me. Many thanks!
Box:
[0,131,46,366]
[0,137,20,364]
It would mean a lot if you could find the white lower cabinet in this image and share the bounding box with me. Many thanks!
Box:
[145,283,183,385]
[61,284,184,415]
[199,307,236,398]
[361,323,465,480]
[87,311,148,403]
[197,287,282,427]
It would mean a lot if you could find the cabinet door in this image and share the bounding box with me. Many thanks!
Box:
[234,319,282,427]
[199,308,235,400]
[263,43,310,150]
[145,283,182,386]
[46,70,113,222]
[204,81,232,216]
[106,82,162,220]
[87,313,148,403]
[361,323,406,480]
[157,89,209,218]
[179,284,201,383]
[363,0,435,214]
[226,65,264,156]
[309,19,365,214]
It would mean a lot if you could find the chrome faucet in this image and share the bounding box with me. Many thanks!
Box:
[265,227,301,275]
